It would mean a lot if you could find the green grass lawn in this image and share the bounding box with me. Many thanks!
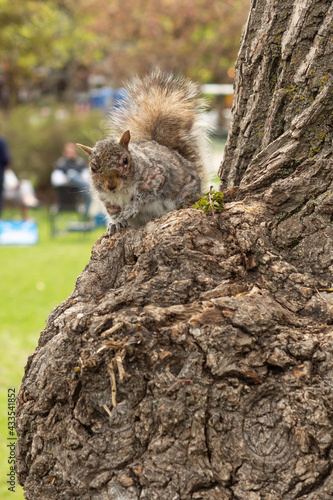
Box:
[0,207,104,499]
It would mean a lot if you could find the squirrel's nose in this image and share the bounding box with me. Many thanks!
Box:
[106,181,117,191]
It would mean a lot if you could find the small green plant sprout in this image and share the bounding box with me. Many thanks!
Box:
[192,186,224,216]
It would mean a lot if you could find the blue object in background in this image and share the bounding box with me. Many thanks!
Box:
[0,220,39,245]
[94,213,106,227]
[89,87,127,110]
[89,87,114,109]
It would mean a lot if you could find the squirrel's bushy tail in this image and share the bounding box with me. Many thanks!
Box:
[109,70,208,169]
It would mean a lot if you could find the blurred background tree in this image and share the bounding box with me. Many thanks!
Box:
[0,0,101,106]
[80,0,248,84]
[0,0,250,191]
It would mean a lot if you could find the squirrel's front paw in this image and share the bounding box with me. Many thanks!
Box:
[107,220,128,236]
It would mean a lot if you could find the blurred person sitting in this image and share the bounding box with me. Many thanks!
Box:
[51,142,91,214]
[0,131,10,218]
[4,168,40,220]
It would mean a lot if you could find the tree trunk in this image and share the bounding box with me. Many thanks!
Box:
[16,1,333,499]
[219,0,333,196]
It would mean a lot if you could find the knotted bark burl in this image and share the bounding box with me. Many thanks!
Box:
[15,198,333,499]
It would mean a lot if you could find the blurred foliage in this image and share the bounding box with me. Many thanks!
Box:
[0,0,250,102]
[0,0,101,102]
[1,106,105,189]
[80,0,250,84]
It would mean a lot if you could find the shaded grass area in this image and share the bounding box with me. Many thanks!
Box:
[0,207,104,499]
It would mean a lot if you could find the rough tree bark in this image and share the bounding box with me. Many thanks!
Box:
[16,1,333,499]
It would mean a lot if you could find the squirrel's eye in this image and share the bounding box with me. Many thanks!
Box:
[90,162,97,173]
[119,154,129,170]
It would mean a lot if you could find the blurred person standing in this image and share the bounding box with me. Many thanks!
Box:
[51,142,91,213]
[0,131,10,218]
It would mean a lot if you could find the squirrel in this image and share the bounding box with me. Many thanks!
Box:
[77,70,208,235]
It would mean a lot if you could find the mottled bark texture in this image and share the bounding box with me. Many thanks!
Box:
[219,0,333,195]
[16,1,333,499]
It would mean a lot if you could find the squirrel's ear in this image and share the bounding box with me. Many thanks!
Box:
[119,130,131,148]
[76,143,93,155]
